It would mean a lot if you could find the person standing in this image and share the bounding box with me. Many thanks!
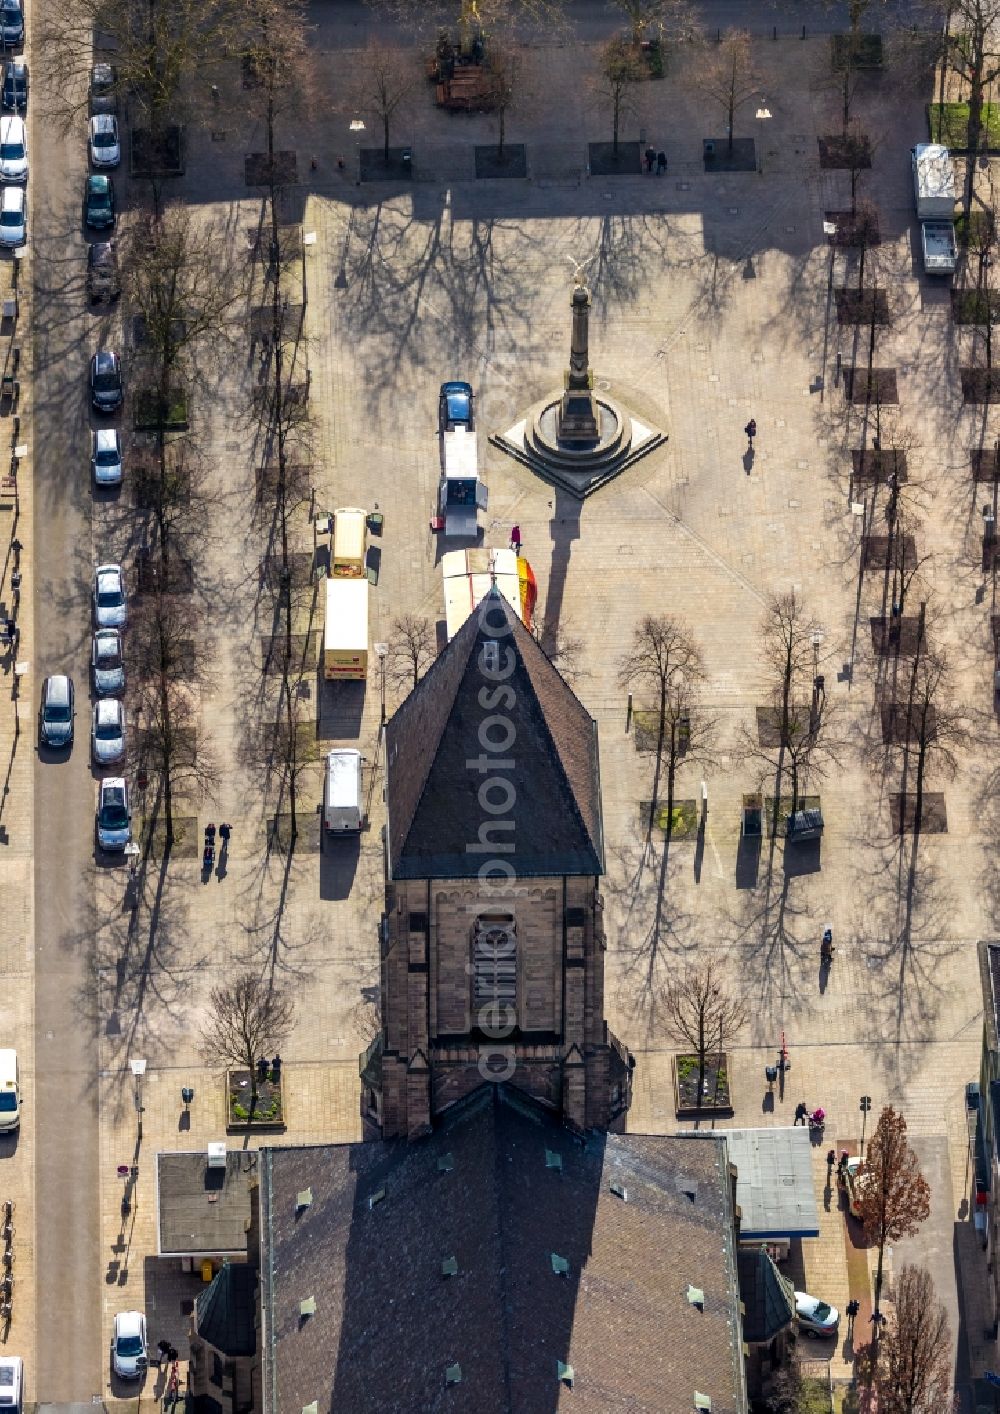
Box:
[510,524,522,554]
[794,1100,808,1126]
[644,145,656,173]
[656,150,667,175]
[745,418,757,448]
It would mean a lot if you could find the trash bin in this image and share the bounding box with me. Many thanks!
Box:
[785,807,824,842]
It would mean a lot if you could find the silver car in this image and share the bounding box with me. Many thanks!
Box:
[0,182,23,246]
[93,563,126,628]
[91,629,125,695]
[96,776,130,851]
[88,113,119,168]
[0,113,26,182]
[91,428,122,487]
[92,698,124,765]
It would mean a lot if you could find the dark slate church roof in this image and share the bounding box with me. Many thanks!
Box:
[385,590,604,879]
[259,1086,747,1414]
[736,1246,795,1344]
[194,1260,257,1358]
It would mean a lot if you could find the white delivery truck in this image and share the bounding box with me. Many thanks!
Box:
[322,748,363,834]
[323,576,369,680]
[911,143,957,275]
[438,426,488,538]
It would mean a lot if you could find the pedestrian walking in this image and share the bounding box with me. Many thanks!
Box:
[644,145,656,173]
[656,150,667,175]
[744,418,757,448]
[826,1147,836,1177]
[846,1298,860,1331]
[510,524,522,554]
[838,1150,850,1177]
[794,1101,808,1126]
[219,822,231,845]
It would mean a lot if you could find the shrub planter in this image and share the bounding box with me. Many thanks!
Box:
[952,289,1000,325]
[641,798,699,837]
[961,368,1000,403]
[226,1068,286,1132]
[673,1053,733,1117]
[928,100,1000,151]
[131,125,184,178]
[134,388,189,432]
[831,32,883,69]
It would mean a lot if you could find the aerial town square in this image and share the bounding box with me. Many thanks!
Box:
[2,0,1000,1408]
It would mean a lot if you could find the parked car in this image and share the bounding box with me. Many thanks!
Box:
[88,113,120,168]
[438,380,474,433]
[87,240,120,304]
[89,351,122,412]
[0,1050,19,1131]
[92,698,125,765]
[91,629,125,695]
[1,59,27,111]
[0,0,22,50]
[39,673,74,748]
[92,562,127,628]
[0,113,26,181]
[96,777,130,853]
[84,173,115,231]
[110,1309,146,1379]
[795,1290,840,1337]
[0,182,24,247]
[91,427,122,487]
[0,1353,22,1410]
[89,62,118,113]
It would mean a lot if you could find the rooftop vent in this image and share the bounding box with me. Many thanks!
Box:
[441,1256,458,1278]
[437,1153,454,1173]
[299,1297,316,1319]
[207,1142,226,1170]
[550,1253,570,1277]
[544,1149,562,1172]
[677,1175,698,1201]
[557,1361,574,1388]
[481,640,500,674]
[687,1285,705,1311]
[445,1363,462,1386]
[694,1396,712,1412]
[295,1188,313,1212]
[303,1404,318,1414]
[369,1186,387,1210]
[610,1180,627,1201]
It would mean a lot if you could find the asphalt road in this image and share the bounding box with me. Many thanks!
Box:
[30,14,106,1404]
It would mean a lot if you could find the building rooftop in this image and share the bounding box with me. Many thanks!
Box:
[156,1149,259,1258]
[259,1085,747,1413]
[384,589,604,880]
[980,941,1000,1050]
[736,1246,795,1345]
[195,1259,257,1358]
[717,1128,820,1240]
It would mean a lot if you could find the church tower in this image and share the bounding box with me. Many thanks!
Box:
[360,590,633,1140]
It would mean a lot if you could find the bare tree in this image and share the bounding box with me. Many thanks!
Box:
[203,973,294,1128]
[483,31,522,159]
[855,1106,931,1323]
[618,615,713,851]
[694,28,759,155]
[127,591,215,847]
[855,1265,957,1413]
[943,0,1000,211]
[740,594,837,834]
[242,682,324,851]
[611,0,699,47]
[386,614,436,693]
[353,40,418,162]
[661,961,749,1105]
[596,36,645,156]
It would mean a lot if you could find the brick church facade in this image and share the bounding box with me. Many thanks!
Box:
[361,589,633,1139]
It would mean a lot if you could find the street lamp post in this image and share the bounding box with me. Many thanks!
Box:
[130,1057,147,1144]
[860,1094,872,1158]
[374,642,388,730]
[350,119,366,186]
[756,103,772,175]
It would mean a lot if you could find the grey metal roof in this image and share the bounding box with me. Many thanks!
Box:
[721,1127,820,1240]
[156,1149,259,1257]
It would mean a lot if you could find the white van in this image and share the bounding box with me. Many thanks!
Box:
[323,749,363,834]
[0,1051,20,1131]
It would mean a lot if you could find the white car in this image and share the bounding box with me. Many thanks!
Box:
[91,428,122,487]
[111,1309,147,1380]
[92,698,125,766]
[0,1354,22,1410]
[0,182,23,246]
[93,563,127,628]
[795,1290,840,1337]
[89,113,120,168]
[0,114,25,181]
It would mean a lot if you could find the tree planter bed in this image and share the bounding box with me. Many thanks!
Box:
[673,1052,733,1116]
[227,1068,286,1132]
[818,133,871,169]
[890,792,947,834]
[844,366,898,403]
[961,368,1000,402]
[825,209,881,247]
[641,799,699,837]
[835,288,890,325]
[852,448,906,483]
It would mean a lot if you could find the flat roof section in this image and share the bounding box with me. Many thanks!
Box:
[722,1127,820,1240]
[156,1149,258,1258]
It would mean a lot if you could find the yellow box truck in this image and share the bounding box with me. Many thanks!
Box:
[324,576,369,680]
[332,507,368,577]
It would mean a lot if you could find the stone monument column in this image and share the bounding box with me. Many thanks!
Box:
[557,278,600,443]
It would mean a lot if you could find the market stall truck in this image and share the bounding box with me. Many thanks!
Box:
[324,576,369,680]
[911,143,957,275]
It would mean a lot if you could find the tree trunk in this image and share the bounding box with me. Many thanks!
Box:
[612,89,621,155]
[965,33,986,213]
[842,60,851,135]
[498,103,506,160]
[696,1000,707,1108]
[158,595,174,846]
